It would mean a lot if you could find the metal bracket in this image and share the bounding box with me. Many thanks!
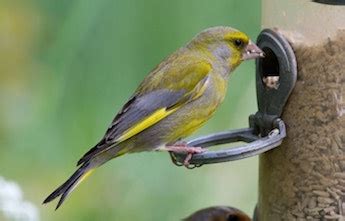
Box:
[170,118,285,168]
[170,29,297,168]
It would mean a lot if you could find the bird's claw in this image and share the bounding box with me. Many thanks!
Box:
[168,146,205,169]
[169,152,184,167]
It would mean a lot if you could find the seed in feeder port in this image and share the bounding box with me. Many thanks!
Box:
[263,76,280,89]
[268,129,279,137]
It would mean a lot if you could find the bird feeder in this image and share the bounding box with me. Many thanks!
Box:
[257,0,345,220]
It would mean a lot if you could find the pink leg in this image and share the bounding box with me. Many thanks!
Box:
[164,144,205,167]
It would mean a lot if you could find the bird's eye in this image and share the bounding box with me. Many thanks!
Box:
[234,39,243,48]
[227,214,239,221]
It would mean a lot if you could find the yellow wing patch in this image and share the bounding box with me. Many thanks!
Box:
[115,107,178,143]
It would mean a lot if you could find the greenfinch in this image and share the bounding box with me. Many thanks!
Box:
[184,206,251,221]
[43,26,263,209]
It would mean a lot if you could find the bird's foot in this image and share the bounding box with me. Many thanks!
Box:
[165,144,205,168]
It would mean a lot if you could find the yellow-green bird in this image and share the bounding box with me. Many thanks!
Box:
[43,26,263,209]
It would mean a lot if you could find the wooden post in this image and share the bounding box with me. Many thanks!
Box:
[258,1,345,220]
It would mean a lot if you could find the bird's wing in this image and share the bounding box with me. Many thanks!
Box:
[77,60,212,165]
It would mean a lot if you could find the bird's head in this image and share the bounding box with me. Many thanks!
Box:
[188,26,264,71]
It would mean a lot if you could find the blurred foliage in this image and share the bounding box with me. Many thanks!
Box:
[0,0,261,220]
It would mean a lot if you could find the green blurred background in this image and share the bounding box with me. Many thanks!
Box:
[0,0,261,220]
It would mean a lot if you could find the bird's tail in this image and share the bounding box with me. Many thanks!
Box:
[43,162,95,210]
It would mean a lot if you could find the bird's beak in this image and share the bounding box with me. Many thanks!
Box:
[242,41,264,60]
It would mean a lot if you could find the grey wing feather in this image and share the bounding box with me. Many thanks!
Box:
[77,89,185,165]
[105,89,185,141]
